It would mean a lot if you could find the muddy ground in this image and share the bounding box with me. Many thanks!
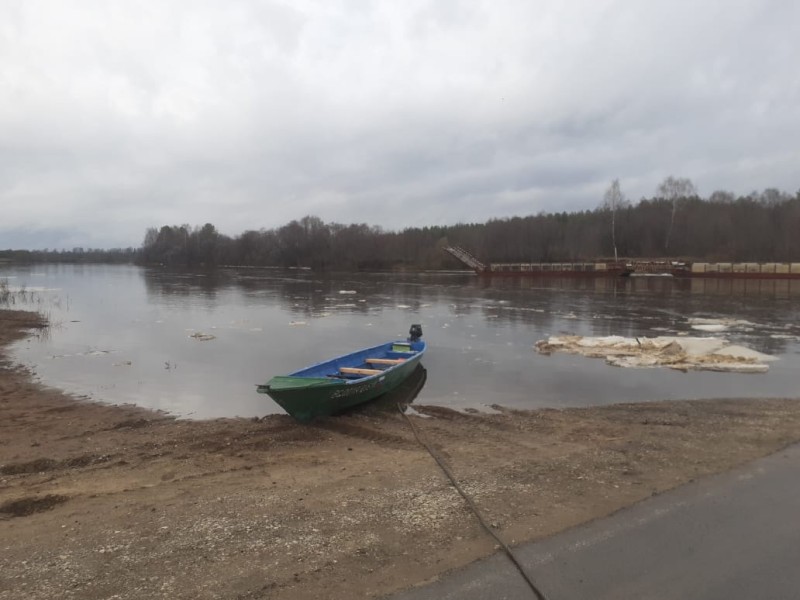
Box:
[2,308,800,599]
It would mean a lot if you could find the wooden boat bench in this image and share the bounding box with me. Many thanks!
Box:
[339,367,383,377]
[365,358,406,365]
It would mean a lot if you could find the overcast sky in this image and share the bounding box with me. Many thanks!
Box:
[1,0,798,249]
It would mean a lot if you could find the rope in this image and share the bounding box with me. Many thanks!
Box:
[397,404,550,600]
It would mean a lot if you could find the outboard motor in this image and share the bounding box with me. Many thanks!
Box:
[408,324,423,342]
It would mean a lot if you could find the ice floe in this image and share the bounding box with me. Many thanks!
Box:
[688,317,755,332]
[535,335,776,373]
[189,332,217,341]
[770,334,799,340]
[49,349,119,359]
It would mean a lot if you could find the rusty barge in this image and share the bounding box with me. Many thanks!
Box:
[444,246,800,279]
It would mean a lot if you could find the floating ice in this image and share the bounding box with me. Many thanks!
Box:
[691,323,728,333]
[535,335,775,373]
[49,349,119,359]
[688,317,755,332]
[189,332,217,341]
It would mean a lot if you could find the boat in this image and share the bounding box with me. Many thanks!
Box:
[257,325,426,422]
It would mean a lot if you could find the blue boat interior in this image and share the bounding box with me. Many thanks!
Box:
[290,340,426,380]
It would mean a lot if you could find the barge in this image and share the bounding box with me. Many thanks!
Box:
[676,262,800,279]
[444,246,800,280]
[443,246,633,277]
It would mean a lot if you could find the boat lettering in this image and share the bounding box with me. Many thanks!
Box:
[331,381,378,399]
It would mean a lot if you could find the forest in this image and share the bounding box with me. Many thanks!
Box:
[0,247,137,264]
[4,182,799,270]
[138,184,800,270]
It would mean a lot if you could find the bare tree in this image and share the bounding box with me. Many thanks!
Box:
[602,179,628,262]
[708,190,735,204]
[657,176,697,251]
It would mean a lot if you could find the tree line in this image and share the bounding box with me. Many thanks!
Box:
[139,183,800,270]
[0,247,137,264]
[4,179,798,269]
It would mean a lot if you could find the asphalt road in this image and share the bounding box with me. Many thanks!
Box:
[386,443,800,600]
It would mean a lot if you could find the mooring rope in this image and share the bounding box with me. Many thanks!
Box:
[397,404,550,600]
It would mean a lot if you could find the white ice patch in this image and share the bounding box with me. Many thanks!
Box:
[688,317,755,332]
[189,332,216,341]
[535,335,774,373]
[49,349,119,359]
[691,323,729,333]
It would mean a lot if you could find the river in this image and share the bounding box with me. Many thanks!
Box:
[2,264,799,418]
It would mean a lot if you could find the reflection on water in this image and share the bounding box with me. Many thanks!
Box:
[2,264,799,419]
[477,274,800,299]
[352,364,427,418]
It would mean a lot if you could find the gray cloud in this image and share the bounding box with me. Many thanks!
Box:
[1,0,798,249]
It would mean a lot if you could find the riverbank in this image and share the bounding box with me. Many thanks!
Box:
[3,308,800,599]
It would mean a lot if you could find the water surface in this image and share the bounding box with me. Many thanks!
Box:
[3,264,799,418]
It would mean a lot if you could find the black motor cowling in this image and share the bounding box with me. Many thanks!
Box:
[408,324,423,342]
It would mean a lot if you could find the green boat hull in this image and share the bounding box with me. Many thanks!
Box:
[258,351,424,422]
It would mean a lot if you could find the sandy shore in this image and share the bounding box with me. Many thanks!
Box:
[2,308,800,599]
